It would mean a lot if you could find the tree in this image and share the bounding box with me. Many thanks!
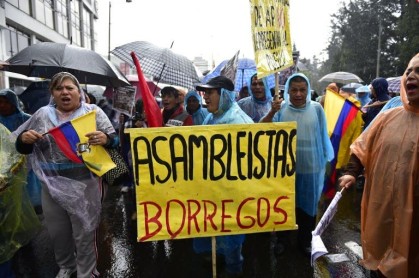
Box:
[320,0,417,83]
[396,0,419,73]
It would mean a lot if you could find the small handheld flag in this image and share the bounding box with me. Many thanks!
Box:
[48,110,116,176]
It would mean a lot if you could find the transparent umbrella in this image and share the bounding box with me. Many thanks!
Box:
[319,72,363,85]
[340,82,363,94]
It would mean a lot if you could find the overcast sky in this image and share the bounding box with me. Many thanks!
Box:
[95,0,348,65]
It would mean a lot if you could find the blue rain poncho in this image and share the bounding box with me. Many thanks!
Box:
[184,91,209,125]
[0,123,41,264]
[203,88,254,125]
[195,87,253,274]
[0,89,31,132]
[237,73,273,122]
[272,73,334,216]
[355,86,372,107]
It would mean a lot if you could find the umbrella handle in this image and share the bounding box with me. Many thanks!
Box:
[273,73,280,100]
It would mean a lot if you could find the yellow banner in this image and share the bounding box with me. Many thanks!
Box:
[128,122,297,242]
[250,0,293,78]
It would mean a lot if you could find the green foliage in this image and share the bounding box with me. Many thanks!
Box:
[316,0,419,84]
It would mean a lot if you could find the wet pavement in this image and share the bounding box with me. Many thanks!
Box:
[12,183,375,278]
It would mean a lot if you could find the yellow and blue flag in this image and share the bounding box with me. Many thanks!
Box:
[48,110,116,176]
[323,89,363,198]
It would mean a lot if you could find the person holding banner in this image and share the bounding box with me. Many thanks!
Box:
[237,73,273,122]
[238,72,277,276]
[161,86,193,126]
[339,53,419,278]
[195,75,253,276]
[13,72,118,278]
[261,73,334,257]
[184,90,208,125]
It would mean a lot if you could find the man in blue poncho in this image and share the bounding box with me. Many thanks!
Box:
[238,72,278,275]
[194,76,253,276]
[184,90,209,125]
[237,73,272,123]
[261,73,334,256]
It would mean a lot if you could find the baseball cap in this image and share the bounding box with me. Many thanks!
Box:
[196,76,234,92]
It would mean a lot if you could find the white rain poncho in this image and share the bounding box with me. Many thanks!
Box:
[12,102,115,232]
[1,123,41,263]
[272,73,334,216]
[237,73,273,122]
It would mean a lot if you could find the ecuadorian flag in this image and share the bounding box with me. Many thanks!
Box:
[48,110,116,176]
[323,89,363,198]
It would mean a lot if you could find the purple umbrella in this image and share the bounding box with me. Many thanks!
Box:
[387,76,402,93]
[202,58,275,92]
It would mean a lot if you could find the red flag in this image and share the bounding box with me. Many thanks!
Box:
[130,52,163,127]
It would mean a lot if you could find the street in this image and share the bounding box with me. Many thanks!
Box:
[13,183,374,278]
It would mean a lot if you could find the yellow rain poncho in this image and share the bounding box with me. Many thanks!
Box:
[0,123,41,263]
[350,68,419,277]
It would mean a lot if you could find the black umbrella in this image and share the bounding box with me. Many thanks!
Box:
[111,41,201,90]
[3,42,130,88]
[18,80,50,114]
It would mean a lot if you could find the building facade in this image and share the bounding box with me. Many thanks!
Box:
[0,0,99,91]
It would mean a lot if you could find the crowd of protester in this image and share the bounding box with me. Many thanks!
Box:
[0,52,417,278]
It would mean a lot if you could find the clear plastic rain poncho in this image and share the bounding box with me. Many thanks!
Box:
[272,73,334,216]
[12,99,115,232]
[350,70,419,277]
[237,73,273,122]
[0,123,41,263]
[184,90,209,125]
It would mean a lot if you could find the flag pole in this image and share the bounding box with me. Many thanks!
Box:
[212,236,217,278]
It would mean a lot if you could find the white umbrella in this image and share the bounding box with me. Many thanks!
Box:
[319,72,363,85]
